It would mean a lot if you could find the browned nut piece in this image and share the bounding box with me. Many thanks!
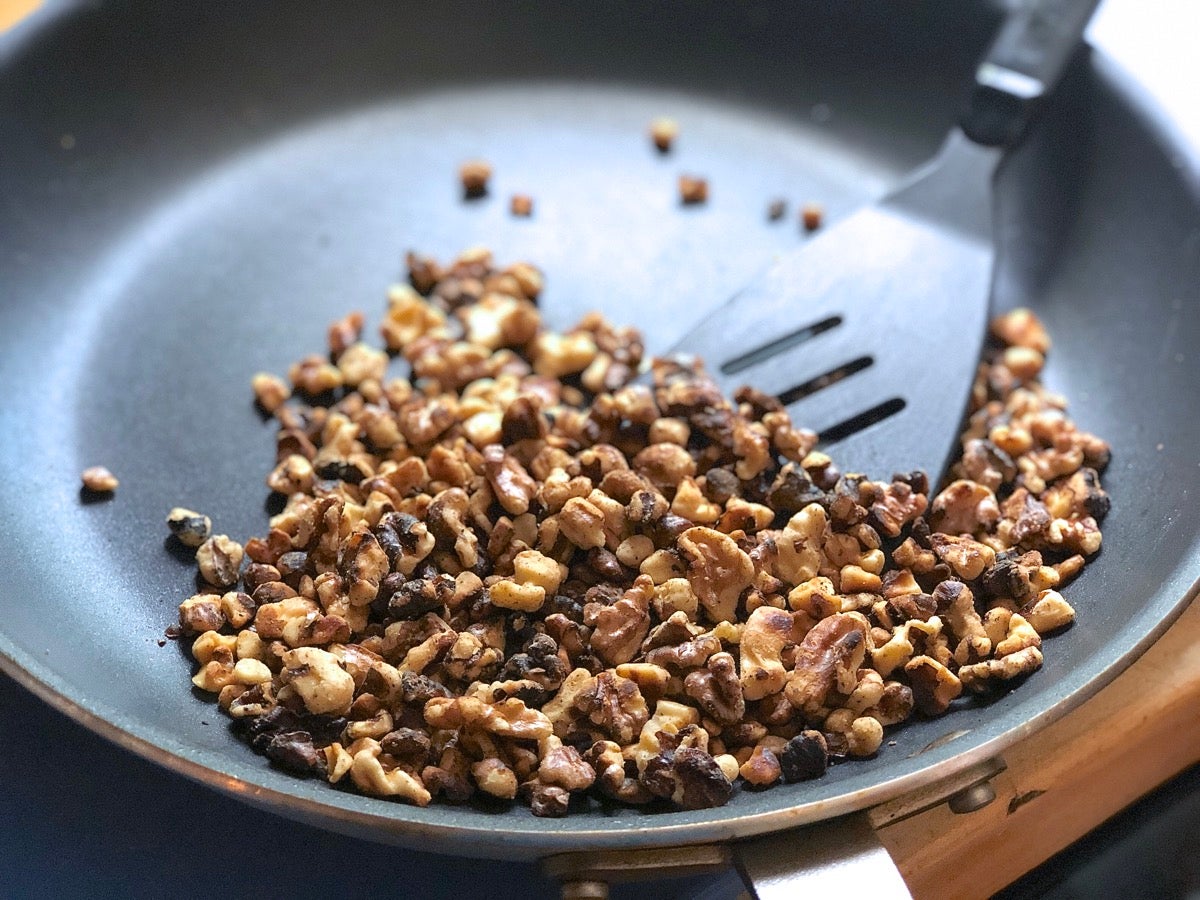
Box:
[801,202,824,232]
[676,526,754,624]
[679,175,708,205]
[959,645,1044,692]
[267,454,315,496]
[538,740,597,792]
[472,758,519,800]
[785,613,869,715]
[166,507,212,548]
[338,529,389,606]
[929,533,996,581]
[280,646,355,715]
[482,445,538,516]
[740,606,797,701]
[1022,589,1076,634]
[179,594,226,635]
[510,194,534,217]
[81,466,118,493]
[649,117,679,152]
[251,372,290,413]
[459,159,492,198]
[904,655,962,715]
[990,307,1051,354]
[930,480,1000,534]
[584,577,653,667]
[683,651,745,725]
[557,496,607,550]
[196,535,244,588]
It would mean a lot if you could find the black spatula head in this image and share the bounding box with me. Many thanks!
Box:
[670,0,1100,482]
[670,134,998,481]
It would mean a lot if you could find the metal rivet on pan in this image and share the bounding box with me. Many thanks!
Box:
[948,779,998,814]
[560,880,609,900]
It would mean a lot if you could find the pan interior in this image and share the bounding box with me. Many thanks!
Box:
[2,0,1199,861]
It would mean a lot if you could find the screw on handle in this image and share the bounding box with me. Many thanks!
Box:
[960,0,1102,147]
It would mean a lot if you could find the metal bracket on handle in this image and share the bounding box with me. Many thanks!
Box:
[542,756,1008,899]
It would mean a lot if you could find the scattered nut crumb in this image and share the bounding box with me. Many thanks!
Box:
[459,160,492,199]
[510,194,534,217]
[801,202,824,232]
[81,466,118,493]
[649,117,679,153]
[679,175,708,205]
[767,199,786,221]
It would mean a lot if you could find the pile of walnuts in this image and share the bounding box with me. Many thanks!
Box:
[175,248,1109,816]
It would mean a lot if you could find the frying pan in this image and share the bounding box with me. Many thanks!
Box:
[2,0,1199,895]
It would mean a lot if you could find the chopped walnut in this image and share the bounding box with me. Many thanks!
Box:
[175,248,1107,817]
[459,160,492,198]
[678,175,708,205]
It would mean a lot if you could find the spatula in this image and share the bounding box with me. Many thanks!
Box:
[671,0,1100,482]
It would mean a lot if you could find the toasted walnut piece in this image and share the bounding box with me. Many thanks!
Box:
[616,535,656,569]
[424,695,552,740]
[585,576,653,667]
[531,331,598,379]
[179,594,226,635]
[251,372,290,414]
[338,529,389,606]
[960,645,1044,692]
[490,579,546,613]
[513,549,564,594]
[671,477,722,524]
[678,175,709,205]
[780,731,829,782]
[649,117,679,152]
[800,202,824,232]
[80,465,119,492]
[509,194,534,217]
[990,307,1051,353]
[740,606,797,701]
[929,533,996,581]
[995,613,1042,658]
[740,741,784,786]
[166,507,212,549]
[538,740,597,792]
[459,159,492,198]
[905,655,962,716]
[684,652,745,725]
[785,613,868,715]
[528,783,571,817]
[633,443,696,494]
[267,454,315,496]
[1022,589,1075,634]
[196,535,244,588]
[219,591,256,630]
[930,480,1000,535]
[774,504,826,583]
[558,496,607,550]
[677,527,754,624]
[350,745,432,806]
[281,647,355,716]
[869,482,928,539]
[471,758,518,799]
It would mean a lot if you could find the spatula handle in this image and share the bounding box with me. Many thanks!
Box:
[961,0,1102,147]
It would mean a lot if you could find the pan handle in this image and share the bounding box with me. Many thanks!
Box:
[732,811,910,899]
[960,0,1102,147]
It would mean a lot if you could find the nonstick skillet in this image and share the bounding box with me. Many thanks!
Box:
[2,1,1199,895]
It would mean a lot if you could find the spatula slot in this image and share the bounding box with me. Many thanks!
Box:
[718,315,842,376]
[777,356,873,405]
[818,396,907,444]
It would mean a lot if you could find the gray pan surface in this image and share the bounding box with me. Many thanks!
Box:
[1,0,1199,861]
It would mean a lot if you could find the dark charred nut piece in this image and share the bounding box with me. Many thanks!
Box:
[166,507,212,549]
[779,730,829,782]
[767,198,786,222]
[642,746,733,810]
[801,202,824,232]
[678,175,709,205]
[528,783,571,817]
[262,731,325,776]
[459,159,492,198]
[683,652,745,725]
[385,573,455,621]
[649,117,679,152]
[510,194,534,217]
[81,466,118,493]
[905,655,963,715]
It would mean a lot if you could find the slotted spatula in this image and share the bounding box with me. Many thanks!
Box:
[672,0,1100,482]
